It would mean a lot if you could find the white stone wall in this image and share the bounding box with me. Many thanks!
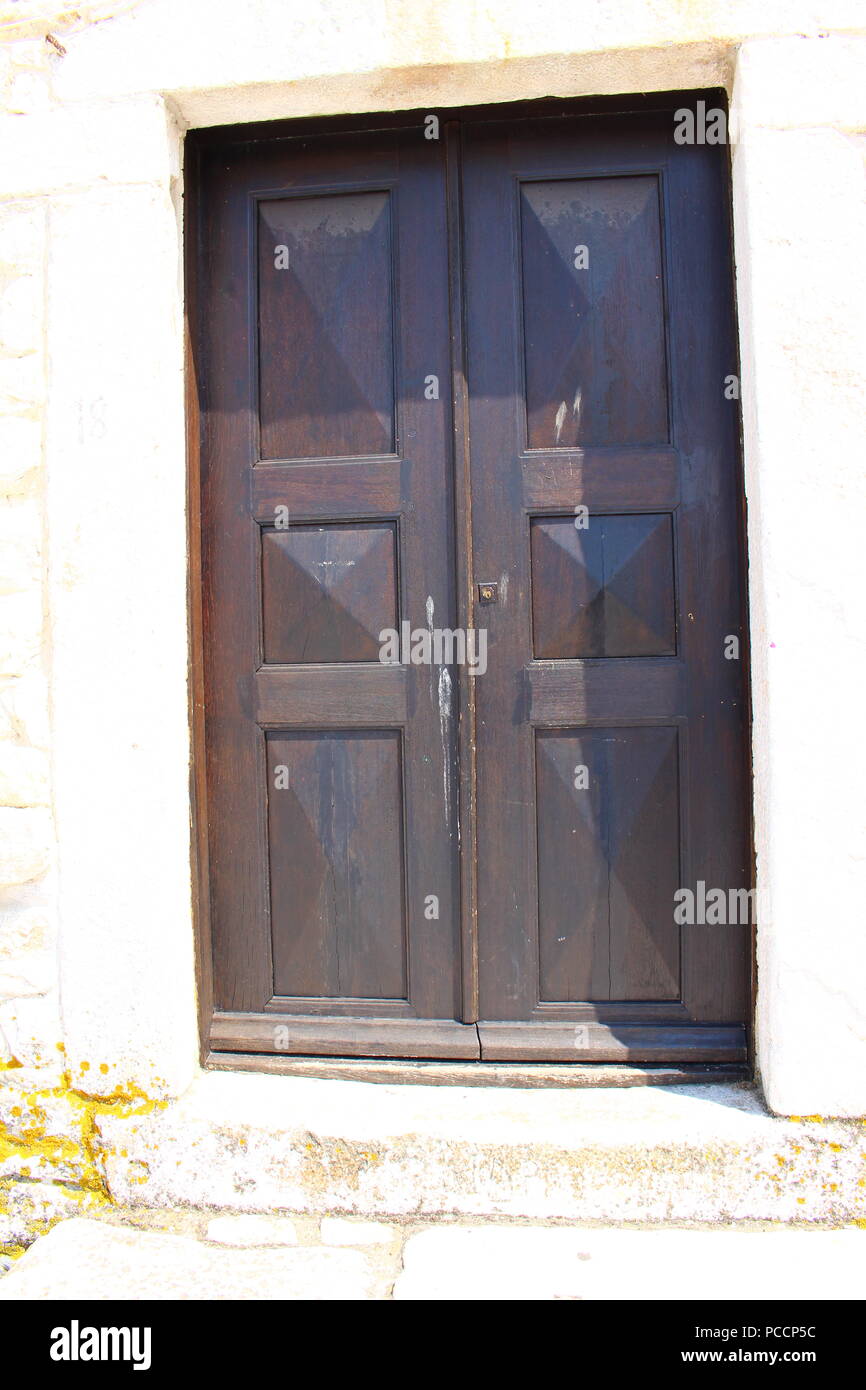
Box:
[0,32,60,1077]
[730,36,866,1115]
[1,2,865,1247]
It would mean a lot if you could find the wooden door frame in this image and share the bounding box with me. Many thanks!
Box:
[185,90,756,1078]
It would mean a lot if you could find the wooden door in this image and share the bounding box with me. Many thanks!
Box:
[192,102,750,1066]
[463,111,749,1062]
[196,126,475,1058]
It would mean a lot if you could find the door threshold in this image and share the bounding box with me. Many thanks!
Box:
[206,1052,750,1089]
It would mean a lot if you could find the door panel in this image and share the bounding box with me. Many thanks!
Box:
[535,725,681,1002]
[194,103,750,1066]
[257,190,396,461]
[530,512,677,659]
[266,729,407,1001]
[461,112,748,1056]
[260,521,399,665]
[519,173,669,448]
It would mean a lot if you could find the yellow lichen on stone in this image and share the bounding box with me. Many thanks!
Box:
[74,1077,169,1121]
[1,1068,169,1255]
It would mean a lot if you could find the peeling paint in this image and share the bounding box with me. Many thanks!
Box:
[437,665,452,833]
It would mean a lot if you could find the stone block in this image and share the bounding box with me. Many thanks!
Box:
[0,1184,106,1252]
[394,1225,866,1301]
[0,417,41,498]
[0,808,51,884]
[0,1218,382,1299]
[0,746,50,809]
[205,1215,298,1247]
[0,97,177,199]
[321,1217,397,1246]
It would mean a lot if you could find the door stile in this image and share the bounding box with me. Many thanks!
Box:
[445,120,479,1024]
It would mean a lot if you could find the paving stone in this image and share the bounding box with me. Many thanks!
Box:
[320,1217,396,1246]
[394,1225,866,1302]
[205,1215,298,1246]
[0,1218,381,1300]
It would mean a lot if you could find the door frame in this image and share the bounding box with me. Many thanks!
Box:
[185,90,756,1078]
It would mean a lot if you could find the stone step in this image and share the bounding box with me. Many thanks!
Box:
[87,1073,866,1223]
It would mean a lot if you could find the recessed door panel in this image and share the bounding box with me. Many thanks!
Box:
[261,522,398,664]
[266,729,407,1001]
[257,191,395,460]
[536,726,681,1003]
[530,513,677,659]
[519,174,669,448]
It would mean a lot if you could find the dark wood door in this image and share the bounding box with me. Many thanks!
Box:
[192,103,750,1066]
[462,112,749,1062]
[197,127,475,1058]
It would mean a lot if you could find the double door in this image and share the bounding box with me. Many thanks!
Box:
[194,104,750,1063]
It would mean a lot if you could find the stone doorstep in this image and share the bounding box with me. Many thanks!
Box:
[87,1074,866,1224]
[1,1217,864,1302]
